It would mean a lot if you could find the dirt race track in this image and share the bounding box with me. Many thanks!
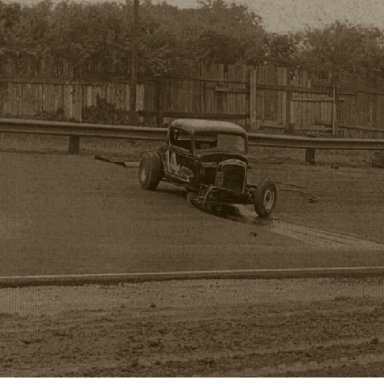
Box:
[1,137,384,376]
[3,278,384,376]
[0,147,384,276]
[0,149,383,276]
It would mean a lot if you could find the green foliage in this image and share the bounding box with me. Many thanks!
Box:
[47,1,130,68]
[186,0,265,64]
[0,0,267,76]
[2,1,384,80]
[264,33,299,67]
[82,98,130,125]
[297,21,384,80]
[0,0,51,56]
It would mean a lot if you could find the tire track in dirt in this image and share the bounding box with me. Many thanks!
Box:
[270,220,384,250]
[252,351,384,377]
[235,205,384,251]
[59,336,381,375]
[2,279,384,376]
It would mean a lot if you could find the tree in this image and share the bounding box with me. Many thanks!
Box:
[297,21,384,135]
[47,1,129,75]
[190,0,266,65]
[298,21,384,77]
[264,33,299,67]
[0,0,52,76]
[135,0,266,73]
[0,0,268,77]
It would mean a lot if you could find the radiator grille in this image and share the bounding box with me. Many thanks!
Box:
[221,164,245,193]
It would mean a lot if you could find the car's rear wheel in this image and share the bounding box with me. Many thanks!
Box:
[138,152,163,190]
[253,180,277,218]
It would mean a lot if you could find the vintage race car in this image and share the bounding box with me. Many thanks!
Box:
[138,119,277,218]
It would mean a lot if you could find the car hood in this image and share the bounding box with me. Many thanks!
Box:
[196,151,248,164]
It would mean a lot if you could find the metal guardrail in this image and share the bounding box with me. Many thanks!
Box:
[248,133,384,163]
[0,118,167,155]
[248,133,384,150]
[0,118,383,163]
[0,118,167,140]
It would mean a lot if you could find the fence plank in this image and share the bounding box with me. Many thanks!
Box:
[249,69,257,131]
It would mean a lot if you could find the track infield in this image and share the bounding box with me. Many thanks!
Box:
[0,151,383,278]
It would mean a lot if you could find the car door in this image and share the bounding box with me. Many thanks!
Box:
[164,128,195,183]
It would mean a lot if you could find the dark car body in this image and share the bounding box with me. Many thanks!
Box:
[139,119,277,217]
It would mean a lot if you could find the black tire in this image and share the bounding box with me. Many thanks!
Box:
[253,180,277,218]
[138,151,163,190]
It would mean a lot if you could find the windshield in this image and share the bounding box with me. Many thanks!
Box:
[194,133,246,153]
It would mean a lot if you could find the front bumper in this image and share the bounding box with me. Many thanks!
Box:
[193,185,251,208]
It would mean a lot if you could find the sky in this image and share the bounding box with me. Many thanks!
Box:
[11,0,384,33]
[158,0,384,33]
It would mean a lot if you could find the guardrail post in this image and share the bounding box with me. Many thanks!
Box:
[68,135,80,155]
[305,148,316,164]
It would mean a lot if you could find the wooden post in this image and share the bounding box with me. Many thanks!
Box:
[305,148,316,164]
[68,135,80,154]
[155,76,164,127]
[331,78,338,137]
[285,90,292,134]
[249,69,257,131]
[129,0,139,125]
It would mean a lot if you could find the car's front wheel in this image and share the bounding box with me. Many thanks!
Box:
[138,152,163,190]
[253,180,277,218]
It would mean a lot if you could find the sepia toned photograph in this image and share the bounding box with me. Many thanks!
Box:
[1,0,384,377]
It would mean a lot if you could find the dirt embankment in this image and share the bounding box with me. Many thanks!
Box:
[2,278,384,377]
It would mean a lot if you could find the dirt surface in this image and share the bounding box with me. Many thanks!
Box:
[1,278,384,376]
[0,147,383,276]
[0,134,383,377]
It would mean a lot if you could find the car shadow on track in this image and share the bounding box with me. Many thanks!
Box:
[190,200,275,227]
[155,184,275,227]
[157,185,187,199]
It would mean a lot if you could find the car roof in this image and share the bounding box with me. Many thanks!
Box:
[170,119,247,136]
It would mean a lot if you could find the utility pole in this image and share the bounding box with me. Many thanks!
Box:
[129,0,139,125]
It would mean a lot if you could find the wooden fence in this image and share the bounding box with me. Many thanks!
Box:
[0,80,145,124]
[2,63,384,138]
